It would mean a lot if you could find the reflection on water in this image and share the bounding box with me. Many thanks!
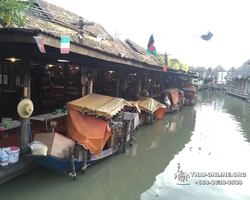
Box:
[141,92,250,200]
[0,91,250,200]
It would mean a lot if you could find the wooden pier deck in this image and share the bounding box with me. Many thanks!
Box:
[226,88,250,102]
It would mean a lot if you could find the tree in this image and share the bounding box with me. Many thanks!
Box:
[0,0,34,28]
[228,66,236,75]
[156,53,165,67]
[168,58,180,70]
[156,54,189,71]
[180,62,189,72]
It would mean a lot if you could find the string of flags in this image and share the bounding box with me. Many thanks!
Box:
[33,36,71,54]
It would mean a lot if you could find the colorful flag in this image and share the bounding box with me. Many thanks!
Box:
[163,66,167,72]
[33,36,46,53]
[147,35,157,55]
[61,36,70,54]
[201,31,213,41]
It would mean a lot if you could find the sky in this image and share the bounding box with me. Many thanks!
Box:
[45,0,250,70]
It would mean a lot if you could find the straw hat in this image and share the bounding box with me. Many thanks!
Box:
[17,99,34,118]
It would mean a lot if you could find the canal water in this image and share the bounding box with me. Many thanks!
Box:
[1,91,250,200]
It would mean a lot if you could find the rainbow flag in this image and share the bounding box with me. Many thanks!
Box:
[33,36,46,53]
[61,36,70,54]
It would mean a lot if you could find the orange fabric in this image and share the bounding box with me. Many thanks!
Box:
[155,107,166,119]
[171,91,179,106]
[67,108,111,157]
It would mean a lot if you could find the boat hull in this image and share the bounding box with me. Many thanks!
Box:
[29,145,119,174]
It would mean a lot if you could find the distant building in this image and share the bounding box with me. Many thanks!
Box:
[213,65,227,84]
[188,66,206,79]
[203,65,227,84]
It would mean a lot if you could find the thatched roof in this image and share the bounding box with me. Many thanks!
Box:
[124,39,158,66]
[229,63,250,79]
[24,0,158,66]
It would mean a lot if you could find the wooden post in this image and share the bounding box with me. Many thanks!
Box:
[81,67,87,97]
[20,57,31,153]
[150,74,156,97]
[115,70,120,97]
[87,70,93,94]
[135,74,142,100]
[64,64,69,104]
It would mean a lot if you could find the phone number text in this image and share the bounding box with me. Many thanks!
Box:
[194,180,243,185]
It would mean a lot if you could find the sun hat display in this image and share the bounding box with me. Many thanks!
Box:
[17,99,34,118]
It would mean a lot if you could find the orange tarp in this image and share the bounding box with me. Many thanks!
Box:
[157,88,181,107]
[155,107,166,119]
[171,91,179,106]
[67,108,111,157]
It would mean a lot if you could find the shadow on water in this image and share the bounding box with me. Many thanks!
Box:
[0,106,195,200]
[1,91,250,200]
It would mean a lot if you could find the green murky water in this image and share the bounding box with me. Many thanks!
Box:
[1,91,250,200]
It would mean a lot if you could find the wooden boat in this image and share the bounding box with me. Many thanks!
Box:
[155,88,184,113]
[29,144,119,174]
[129,97,166,125]
[29,93,140,179]
[182,86,197,105]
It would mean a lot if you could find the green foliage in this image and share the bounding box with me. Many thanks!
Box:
[82,106,98,116]
[180,62,189,72]
[167,58,189,71]
[156,53,165,67]
[0,0,34,28]
[228,66,236,75]
[156,54,190,71]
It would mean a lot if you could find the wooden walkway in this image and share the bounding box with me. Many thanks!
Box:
[226,88,250,102]
[199,84,227,91]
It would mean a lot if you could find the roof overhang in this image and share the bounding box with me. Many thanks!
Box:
[0,28,164,72]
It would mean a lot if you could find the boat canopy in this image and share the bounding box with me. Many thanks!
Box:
[156,88,183,107]
[183,86,196,92]
[67,93,138,119]
[130,97,166,115]
[158,88,183,94]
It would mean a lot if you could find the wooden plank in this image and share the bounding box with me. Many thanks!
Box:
[115,70,120,97]
[64,64,69,104]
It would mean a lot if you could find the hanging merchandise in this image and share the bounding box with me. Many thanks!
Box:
[60,36,71,54]
[33,36,46,53]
